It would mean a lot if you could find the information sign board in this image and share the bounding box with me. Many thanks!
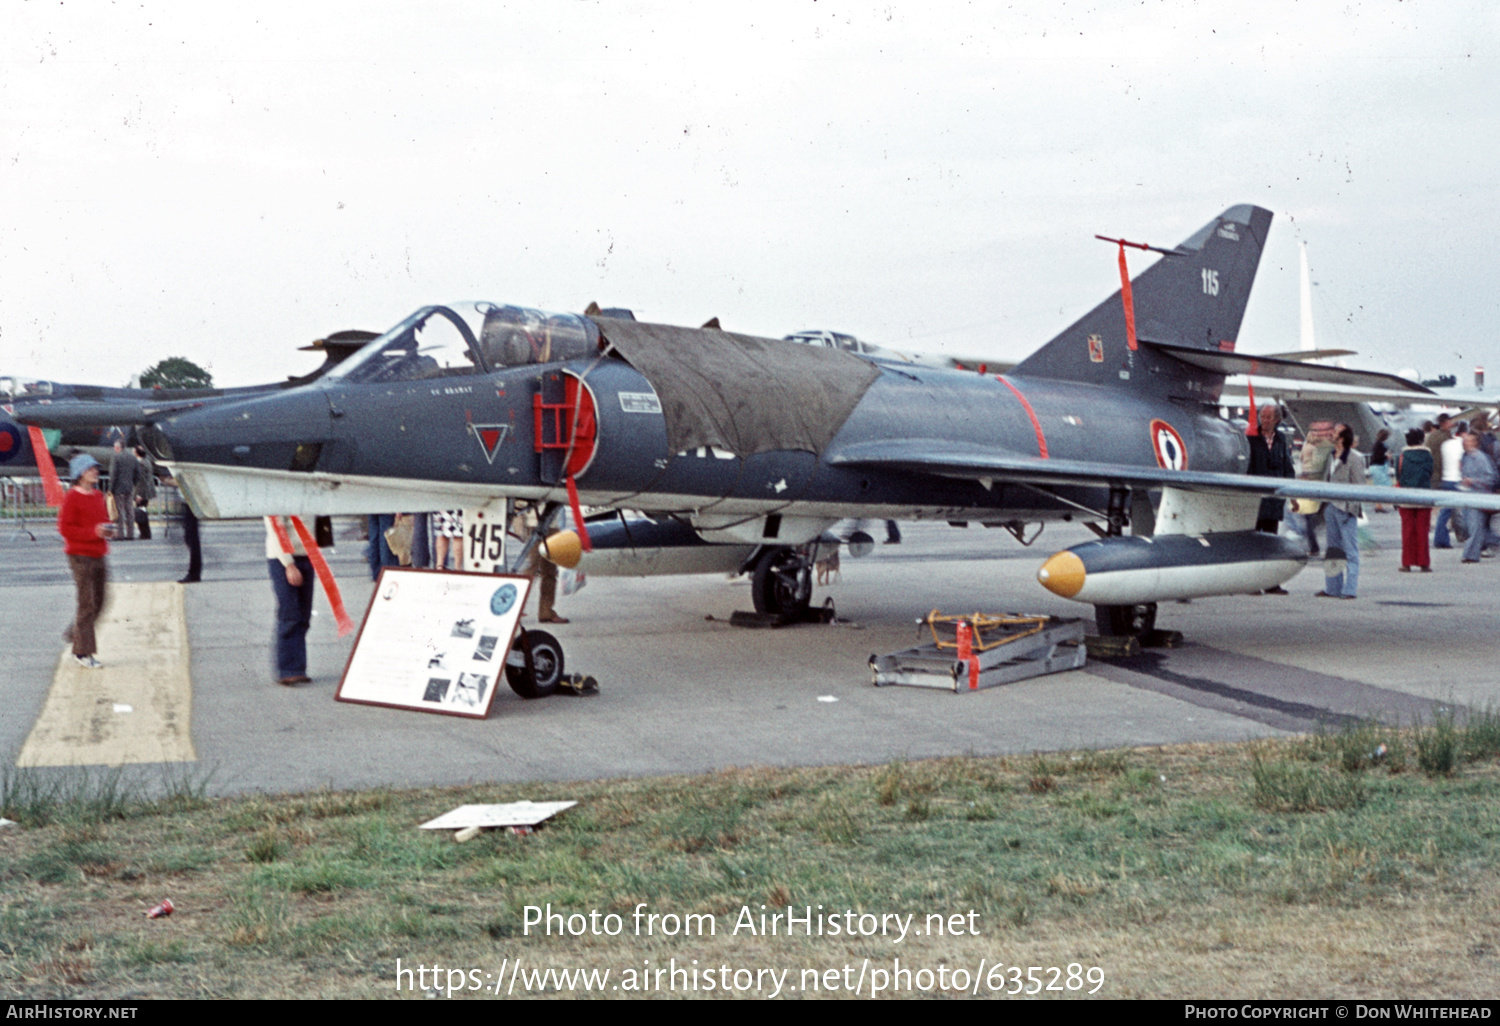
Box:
[337,568,531,718]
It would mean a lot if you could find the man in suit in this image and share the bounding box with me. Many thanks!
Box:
[107,441,141,541]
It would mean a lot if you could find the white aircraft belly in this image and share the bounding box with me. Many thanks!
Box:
[170,461,1082,524]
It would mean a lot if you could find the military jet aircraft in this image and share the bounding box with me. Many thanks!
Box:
[31,204,1500,637]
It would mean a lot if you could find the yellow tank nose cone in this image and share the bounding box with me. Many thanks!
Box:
[541,530,583,569]
[1037,550,1086,598]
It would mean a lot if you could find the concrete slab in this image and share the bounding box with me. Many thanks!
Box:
[18,582,194,766]
[0,511,1483,796]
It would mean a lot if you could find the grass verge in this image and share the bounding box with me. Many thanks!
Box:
[2,727,1499,999]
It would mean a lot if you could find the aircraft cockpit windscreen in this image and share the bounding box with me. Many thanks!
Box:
[329,303,598,385]
[331,306,484,384]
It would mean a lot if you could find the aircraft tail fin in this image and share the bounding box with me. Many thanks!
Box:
[1011,204,1273,398]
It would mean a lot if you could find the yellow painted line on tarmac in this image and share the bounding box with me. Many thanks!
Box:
[18,581,196,767]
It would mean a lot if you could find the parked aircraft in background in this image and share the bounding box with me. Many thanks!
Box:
[782,328,1017,376]
[1,331,377,477]
[1213,239,1492,448]
[22,205,1500,638]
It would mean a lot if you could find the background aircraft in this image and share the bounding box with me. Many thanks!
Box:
[782,328,1017,376]
[27,205,1500,638]
[1212,240,1489,447]
[3,330,377,478]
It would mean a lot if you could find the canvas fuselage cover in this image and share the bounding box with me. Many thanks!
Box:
[591,317,881,459]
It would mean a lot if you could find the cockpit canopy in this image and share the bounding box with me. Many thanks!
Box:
[0,376,55,401]
[782,329,874,355]
[329,302,599,385]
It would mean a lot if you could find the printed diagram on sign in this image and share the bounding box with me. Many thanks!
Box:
[453,673,489,708]
[473,636,499,662]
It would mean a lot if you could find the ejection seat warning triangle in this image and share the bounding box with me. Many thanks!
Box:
[336,567,532,719]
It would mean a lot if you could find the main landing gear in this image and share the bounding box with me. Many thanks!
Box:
[1093,602,1157,638]
[750,546,813,619]
[733,545,836,627]
[1090,484,1167,645]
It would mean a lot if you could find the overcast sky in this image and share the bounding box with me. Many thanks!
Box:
[4,1,1497,388]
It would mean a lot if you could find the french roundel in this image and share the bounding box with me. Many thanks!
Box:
[1149,419,1187,471]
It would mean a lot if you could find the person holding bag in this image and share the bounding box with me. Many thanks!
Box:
[1318,425,1365,599]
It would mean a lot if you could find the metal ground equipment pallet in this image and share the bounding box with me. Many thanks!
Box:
[870,612,1087,691]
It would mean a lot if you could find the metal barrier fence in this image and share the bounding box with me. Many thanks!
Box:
[1,477,51,541]
[2,478,186,542]
[148,483,186,521]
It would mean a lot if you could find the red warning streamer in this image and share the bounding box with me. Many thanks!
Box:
[267,515,296,560]
[290,516,353,636]
[1245,377,1259,437]
[28,426,65,506]
[268,515,353,636]
[1117,242,1138,352]
[565,475,592,552]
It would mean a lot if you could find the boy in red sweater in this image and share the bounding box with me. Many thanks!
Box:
[58,454,114,668]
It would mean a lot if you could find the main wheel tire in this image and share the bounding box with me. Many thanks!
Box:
[750,546,812,619]
[1094,602,1157,638]
[505,628,564,698]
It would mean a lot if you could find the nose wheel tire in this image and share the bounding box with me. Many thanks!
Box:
[751,546,813,619]
[1094,602,1157,639]
[505,628,564,698]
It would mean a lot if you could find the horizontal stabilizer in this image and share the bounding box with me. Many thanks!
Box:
[1142,341,1433,394]
[1260,348,1358,362]
[1218,380,1445,406]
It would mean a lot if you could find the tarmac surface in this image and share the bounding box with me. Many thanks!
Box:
[2,512,1490,797]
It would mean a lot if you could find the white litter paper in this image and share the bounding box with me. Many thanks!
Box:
[419,800,577,831]
[113,704,133,714]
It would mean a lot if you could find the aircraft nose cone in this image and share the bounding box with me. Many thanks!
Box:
[1037,550,1086,599]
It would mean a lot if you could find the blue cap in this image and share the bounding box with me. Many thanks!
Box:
[68,454,100,480]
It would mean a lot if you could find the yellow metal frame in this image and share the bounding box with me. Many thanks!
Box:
[924,611,1049,653]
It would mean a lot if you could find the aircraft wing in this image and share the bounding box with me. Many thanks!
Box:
[828,440,1500,512]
